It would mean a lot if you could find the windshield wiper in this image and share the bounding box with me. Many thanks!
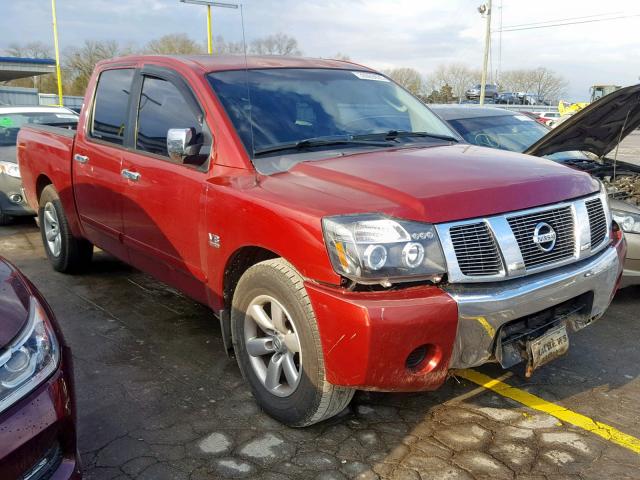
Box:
[253,135,396,156]
[354,130,460,143]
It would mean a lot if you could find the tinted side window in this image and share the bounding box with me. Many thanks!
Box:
[91,69,134,145]
[136,76,210,162]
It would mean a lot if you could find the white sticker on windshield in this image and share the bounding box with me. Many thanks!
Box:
[55,114,78,119]
[352,71,389,82]
[514,115,535,121]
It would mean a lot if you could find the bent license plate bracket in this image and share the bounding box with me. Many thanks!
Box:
[525,324,569,377]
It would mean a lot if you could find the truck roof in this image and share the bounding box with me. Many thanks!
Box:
[96,54,372,74]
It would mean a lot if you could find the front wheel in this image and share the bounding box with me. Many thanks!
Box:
[231,258,354,427]
[39,185,93,273]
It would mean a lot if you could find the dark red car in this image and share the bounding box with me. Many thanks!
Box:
[0,256,80,478]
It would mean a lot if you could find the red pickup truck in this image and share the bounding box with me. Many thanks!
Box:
[17,55,625,426]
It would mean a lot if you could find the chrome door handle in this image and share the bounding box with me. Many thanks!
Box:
[121,169,141,181]
[74,154,89,164]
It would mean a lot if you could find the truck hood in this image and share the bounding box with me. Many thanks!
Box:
[525,83,640,158]
[0,257,30,350]
[268,144,599,223]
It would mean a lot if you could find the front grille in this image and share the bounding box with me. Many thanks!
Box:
[449,222,502,276]
[586,198,607,249]
[507,206,575,269]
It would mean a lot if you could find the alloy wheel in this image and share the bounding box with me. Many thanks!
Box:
[43,202,61,257]
[244,295,302,397]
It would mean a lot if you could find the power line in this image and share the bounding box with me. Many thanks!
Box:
[501,12,622,30]
[496,13,640,32]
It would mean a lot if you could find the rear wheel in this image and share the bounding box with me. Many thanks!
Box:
[39,185,93,272]
[231,258,354,427]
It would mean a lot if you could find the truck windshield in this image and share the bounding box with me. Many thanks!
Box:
[207,68,455,169]
[0,111,78,146]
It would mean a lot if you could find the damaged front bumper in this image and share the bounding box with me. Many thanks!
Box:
[306,238,624,392]
[445,240,624,370]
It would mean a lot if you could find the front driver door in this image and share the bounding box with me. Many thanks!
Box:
[120,68,212,303]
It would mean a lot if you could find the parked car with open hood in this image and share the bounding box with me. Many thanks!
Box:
[0,106,78,225]
[16,55,625,426]
[431,88,640,287]
[0,256,80,478]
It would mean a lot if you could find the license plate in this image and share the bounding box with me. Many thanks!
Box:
[527,325,569,374]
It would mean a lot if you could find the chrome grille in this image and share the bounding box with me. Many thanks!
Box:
[449,222,502,276]
[437,193,610,283]
[507,206,575,269]
[585,198,607,249]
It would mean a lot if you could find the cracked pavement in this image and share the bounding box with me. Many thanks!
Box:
[1,216,640,479]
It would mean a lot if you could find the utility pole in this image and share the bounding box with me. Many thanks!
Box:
[51,0,64,106]
[479,0,492,105]
[180,1,239,55]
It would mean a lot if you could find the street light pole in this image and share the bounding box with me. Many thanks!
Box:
[479,0,492,106]
[206,5,212,54]
[179,1,240,55]
[51,0,64,106]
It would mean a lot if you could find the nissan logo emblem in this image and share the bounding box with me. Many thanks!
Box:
[532,222,557,252]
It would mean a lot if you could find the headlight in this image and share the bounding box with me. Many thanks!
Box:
[612,209,640,234]
[0,161,20,178]
[322,214,447,284]
[0,297,59,413]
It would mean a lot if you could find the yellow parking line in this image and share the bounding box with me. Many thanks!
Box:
[455,369,640,455]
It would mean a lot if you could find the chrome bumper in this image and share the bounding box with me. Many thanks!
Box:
[445,245,620,369]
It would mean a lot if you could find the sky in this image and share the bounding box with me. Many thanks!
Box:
[1,0,639,101]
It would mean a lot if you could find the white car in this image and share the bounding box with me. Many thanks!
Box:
[0,106,78,224]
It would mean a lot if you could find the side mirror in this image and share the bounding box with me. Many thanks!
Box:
[167,128,202,163]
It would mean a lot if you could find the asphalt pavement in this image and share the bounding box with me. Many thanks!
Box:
[1,217,639,480]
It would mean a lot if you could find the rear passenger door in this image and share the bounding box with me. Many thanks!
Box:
[120,67,212,303]
[74,67,135,260]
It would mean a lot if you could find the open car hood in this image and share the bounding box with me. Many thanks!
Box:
[525,83,640,158]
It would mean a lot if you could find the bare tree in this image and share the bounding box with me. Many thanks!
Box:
[426,63,481,102]
[65,40,129,95]
[332,52,351,61]
[5,41,52,59]
[250,33,301,56]
[499,67,567,102]
[213,35,245,55]
[383,67,425,97]
[145,34,203,55]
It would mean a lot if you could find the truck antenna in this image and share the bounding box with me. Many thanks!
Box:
[240,3,256,158]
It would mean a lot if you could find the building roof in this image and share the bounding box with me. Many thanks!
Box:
[0,57,56,82]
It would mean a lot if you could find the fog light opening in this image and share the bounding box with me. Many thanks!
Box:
[406,343,442,374]
[9,193,23,204]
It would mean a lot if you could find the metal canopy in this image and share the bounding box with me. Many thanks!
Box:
[0,57,56,82]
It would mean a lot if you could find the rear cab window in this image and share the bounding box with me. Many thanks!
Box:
[90,68,135,145]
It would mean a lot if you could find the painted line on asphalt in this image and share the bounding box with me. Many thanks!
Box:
[445,371,513,405]
[456,368,640,455]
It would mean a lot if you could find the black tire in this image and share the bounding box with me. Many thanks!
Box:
[231,258,354,427]
[0,211,11,226]
[38,185,93,273]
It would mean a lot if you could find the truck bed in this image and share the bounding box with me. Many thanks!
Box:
[17,124,80,234]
